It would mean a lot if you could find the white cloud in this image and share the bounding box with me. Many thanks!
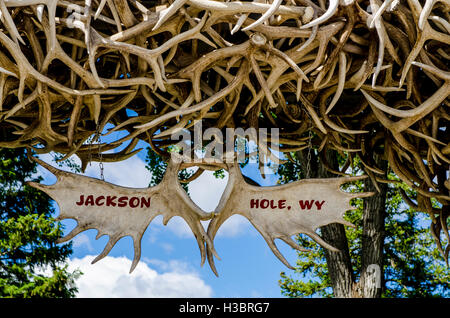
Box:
[190,171,251,237]
[143,259,192,273]
[160,242,174,254]
[188,170,228,212]
[36,152,152,188]
[214,215,251,238]
[72,233,94,252]
[172,170,251,238]
[68,255,213,298]
[85,156,151,188]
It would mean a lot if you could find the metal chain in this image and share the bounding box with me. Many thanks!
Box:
[88,131,94,168]
[95,123,105,181]
[305,116,313,179]
[88,123,104,181]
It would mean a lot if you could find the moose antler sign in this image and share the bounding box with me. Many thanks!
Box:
[27,154,217,273]
[27,154,372,275]
[206,162,373,276]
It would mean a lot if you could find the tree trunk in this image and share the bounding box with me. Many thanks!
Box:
[300,149,388,297]
[320,223,356,297]
[358,154,387,297]
[316,150,356,297]
[296,148,356,297]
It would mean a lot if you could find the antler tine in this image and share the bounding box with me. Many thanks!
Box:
[306,231,341,251]
[1,0,449,275]
[91,235,121,265]
[26,149,66,177]
[163,158,220,266]
[259,230,296,270]
[418,0,443,30]
[130,237,143,273]
[25,154,221,273]
[205,161,241,276]
[152,0,187,31]
[411,61,450,81]
[279,235,310,252]
[206,158,368,274]
[241,0,284,31]
[230,13,248,35]
[56,225,86,244]
[399,0,450,87]
[94,0,108,20]
[369,0,397,28]
[300,0,340,29]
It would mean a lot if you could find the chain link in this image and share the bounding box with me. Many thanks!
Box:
[95,123,105,181]
[88,123,104,181]
[305,115,313,179]
[88,131,94,168]
[305,129,312,179]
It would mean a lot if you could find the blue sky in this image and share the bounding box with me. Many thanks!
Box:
[36,130,300,298]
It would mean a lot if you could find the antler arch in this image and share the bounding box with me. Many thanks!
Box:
[0,0,448,262]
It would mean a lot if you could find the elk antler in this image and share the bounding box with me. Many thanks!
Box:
[0,0,448,267]
[26,153,217,273]
[206,162,374,276]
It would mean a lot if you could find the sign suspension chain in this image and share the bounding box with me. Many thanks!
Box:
[95,123,105,181]
[305,115,313,179]
[88,123,105,181]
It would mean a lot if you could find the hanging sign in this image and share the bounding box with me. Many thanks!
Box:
[27,155,372,275]
[27,155,216,273]
[205,163,373,275]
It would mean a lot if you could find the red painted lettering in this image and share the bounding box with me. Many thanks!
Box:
[106,196,117,207]
[118,196,128,207]
[270,200,277,209]
[129,197,140,208]
[95,196,105,206]
[299,200,314,210]
[250,199,259,209]
[260,199,269,209]
[250,199,289,209]
[75,195,84,206]
[141,197,151,208]
[315,200,325,210]
[76,195,152,207]
[84,195,94,206]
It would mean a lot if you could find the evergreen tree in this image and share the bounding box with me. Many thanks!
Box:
[144,139,450,297]
[0,148,81,298]
[278,152,450,297]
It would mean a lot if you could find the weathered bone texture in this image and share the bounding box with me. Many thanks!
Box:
[26,154,217,273]
[206,162,373,275]
[27,153,372,275]
[0,1,449,260]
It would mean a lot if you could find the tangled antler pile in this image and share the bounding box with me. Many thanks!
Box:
[0,0,448,259]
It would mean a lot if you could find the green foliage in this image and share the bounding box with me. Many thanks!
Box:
[383,186,450,297]
[0,148,81,298]
[145,147,170,187]
[276,152,305,183]
[51,152,81,173]
[213,169,226,179]
[278,156,450,298]
[279,235,332,298]
[145,147,194,193]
